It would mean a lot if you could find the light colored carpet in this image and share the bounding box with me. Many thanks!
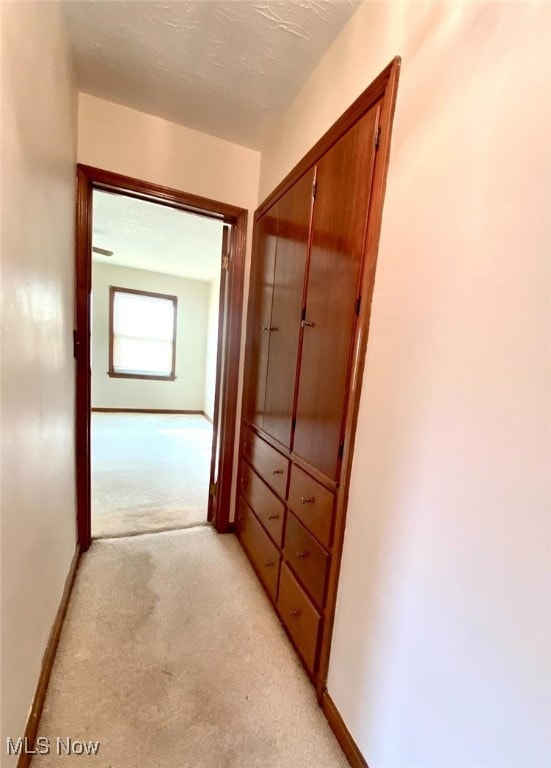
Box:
[31,527,348,767]
[92,413,212,538]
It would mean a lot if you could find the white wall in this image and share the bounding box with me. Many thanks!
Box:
[79,92,260,212]
[0,2,78,761]
[204,272,221,421]
[260,2,551,766]
[92,262,210,411]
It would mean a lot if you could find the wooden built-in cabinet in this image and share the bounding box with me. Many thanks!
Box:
[237,59,400,702]
[246,169,314,448]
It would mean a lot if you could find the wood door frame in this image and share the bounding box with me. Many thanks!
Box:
[245,58,401,703]
[207,224,230,523]
[75,164,247,550]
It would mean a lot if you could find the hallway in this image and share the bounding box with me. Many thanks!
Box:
[32,527,348,767]
[4,3,550,767]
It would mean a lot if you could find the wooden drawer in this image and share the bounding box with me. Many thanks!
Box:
[283,512,329,608]
[287,464,335,549]
[242,427,289,499]
[240,460,284,547]
[277,563,321,676]
[236,497,280,601]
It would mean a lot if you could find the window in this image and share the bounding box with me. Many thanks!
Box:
[109,287,177,380]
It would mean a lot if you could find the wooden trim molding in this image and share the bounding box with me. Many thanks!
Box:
[209,217,247,533]
[321,691,369,768]
[77,164,245,222]
[91,408,204,415]
[208,225,230,524]
[75,166,93,550]
[17,544,81,768]
[75,164,247,548]
[107,373,177,381]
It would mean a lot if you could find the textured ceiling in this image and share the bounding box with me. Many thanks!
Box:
[92,190,225,281]
[62,1,360,149]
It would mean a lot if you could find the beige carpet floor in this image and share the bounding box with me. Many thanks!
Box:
[92,413,212,538]
[31,527,348,767]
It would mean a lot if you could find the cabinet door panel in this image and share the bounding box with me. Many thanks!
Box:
[236,497,280,601]
[283,511,329,609]
[263,169,314,447]
[287,464,335,549]
[294,105,380,479]
[277,563,321,675]
[245,204,278,429]
[242,426,289,499]
[240,460,285,547]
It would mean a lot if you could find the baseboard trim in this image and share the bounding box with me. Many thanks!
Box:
[91,408,203,415]
[17,543,81,768]
[202,411,214,424]
[321,690,368,768]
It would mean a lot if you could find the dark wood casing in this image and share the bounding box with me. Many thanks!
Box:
[236,57,401,723]
[75,166,248,549]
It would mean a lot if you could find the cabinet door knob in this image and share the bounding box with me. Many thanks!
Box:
[301,496,315,504]
[297,550,309,559]
[301,320,315,328]
[272,469,284,475]
[290,609,301,617]
[268,514,280,520]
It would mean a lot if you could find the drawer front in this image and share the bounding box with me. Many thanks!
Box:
[277,563,321,675]
[236,497,280,601]
[287,464,335,548]
[242,427,289,499]
[240,461,284,547]
[283,512,329,608]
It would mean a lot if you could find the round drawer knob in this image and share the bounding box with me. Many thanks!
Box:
[301,496,315,504]
[290,609,301,617]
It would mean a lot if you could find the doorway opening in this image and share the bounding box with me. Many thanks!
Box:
[75,166,248,550]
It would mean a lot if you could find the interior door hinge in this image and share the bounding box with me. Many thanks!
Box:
[355,295,361,316]
[338,442,345,460]
[209,482,217,497]
[222,254,230,271]
[291,418,296,432]
[312,180,318,200]
[375,126,381,150]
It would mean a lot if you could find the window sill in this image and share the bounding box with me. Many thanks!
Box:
[107,371,176,381]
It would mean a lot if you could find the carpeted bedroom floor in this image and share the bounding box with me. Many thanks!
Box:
[31,527,348,767]
[91,412,212,538]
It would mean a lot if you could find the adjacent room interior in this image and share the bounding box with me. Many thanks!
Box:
[90,190,225,538]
